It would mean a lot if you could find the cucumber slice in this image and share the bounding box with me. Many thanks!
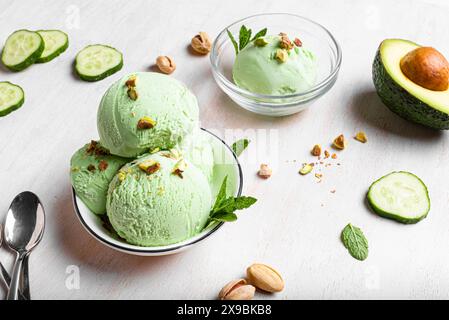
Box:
[1,30,44,71]
[0,82,24,117]
[36,30,69,63]
[367,171,430,224]
[75,45,123,82]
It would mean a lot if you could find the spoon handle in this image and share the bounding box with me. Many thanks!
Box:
[7,252,26,300]
[21,254,30,300]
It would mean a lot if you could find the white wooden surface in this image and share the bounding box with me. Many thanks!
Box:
[0,0,449,300]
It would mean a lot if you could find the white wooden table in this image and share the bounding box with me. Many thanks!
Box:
[1,0,449,300]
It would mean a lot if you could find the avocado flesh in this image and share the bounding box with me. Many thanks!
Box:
[373,39,449,129]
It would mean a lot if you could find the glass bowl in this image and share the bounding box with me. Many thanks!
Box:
[72,128,243,256]
[210,13,342,116]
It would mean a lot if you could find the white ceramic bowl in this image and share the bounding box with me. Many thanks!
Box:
[210,13,342,116]
[72,128,243,256]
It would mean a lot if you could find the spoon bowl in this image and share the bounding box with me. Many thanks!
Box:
[4,191,45,300]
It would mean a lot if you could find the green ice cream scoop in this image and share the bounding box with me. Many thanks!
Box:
[70,141,128,215]
[232,35,318,95]
[106,152,212,247]
[97,72,199,158]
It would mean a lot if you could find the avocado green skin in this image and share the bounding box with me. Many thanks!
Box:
[0,81,24,117]
[35,30,69,63]
[372,48,449,130]
[1,30,45,72]
[75,45,123,82]
[366,171,430,224]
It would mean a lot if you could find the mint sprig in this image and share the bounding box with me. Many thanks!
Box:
[231,138,250,157]
[209,176,257,223]
[227,26,268,55]
[341,223,369,261]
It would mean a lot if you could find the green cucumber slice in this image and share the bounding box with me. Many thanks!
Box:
[1,30,44,71]
[36,30,69,63]
[0,82,24,117]
[367,171,430,224]
[75,45,123,82]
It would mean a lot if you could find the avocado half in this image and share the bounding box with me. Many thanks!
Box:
[373,39,449,129]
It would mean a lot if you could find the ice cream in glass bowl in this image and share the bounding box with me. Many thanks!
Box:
[210,13,342,116]
[71,72,244,256]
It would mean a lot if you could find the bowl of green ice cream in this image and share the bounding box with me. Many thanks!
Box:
[210,13,342,116]
[71,72,246,256]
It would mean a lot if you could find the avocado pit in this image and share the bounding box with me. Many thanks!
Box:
[400,47,449,91]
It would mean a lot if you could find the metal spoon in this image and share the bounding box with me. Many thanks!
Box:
[0,224,9,288]
[4,192,45,300]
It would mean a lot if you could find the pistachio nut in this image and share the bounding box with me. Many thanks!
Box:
[246,263,284,293]
[191,32,212,55]
[218,279,255,300]
[156,55,176,74]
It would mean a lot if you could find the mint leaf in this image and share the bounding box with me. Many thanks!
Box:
[239,25,252,51]
[231,138,250,157]
[227,29,239,55]
[212,212,238,222]
[341,223,369,261]
[208,177,257,224]
[212,176,228,212]
[234,196,257,210]
[251,28,267,41]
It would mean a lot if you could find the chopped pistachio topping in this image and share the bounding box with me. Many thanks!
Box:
[354,131,368,143]
[254,37,269,47]
[118,171,126,182]
[172,160,187,178]
[275,49,288,63]
[98,160,108,171]
[138,159,161,175]
[299,163,314,175]
[294,37,302,47]
[279,33,294,50]
[87,164,96,172]
[137,116,156,129]
[125,75,138,88]
[127,87,138,101]
[150,147,160,154]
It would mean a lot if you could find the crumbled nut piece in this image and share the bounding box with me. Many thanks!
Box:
[131,112,136,117]
[138,159,161,175]
[354,131,368,143]
[87,164,96,172]
[118,171,126,181]
[156,55,176,74]
[254,37,269,47]
[324,150,330,159]
[191,32,212,55]
[275,49,288,62]
[279,33,294,50]
[86,140,109,156]
[172,160,187,178]
[258,164,272,179]
[311,144,322,157]
[125,75,138,88]
[137,116,156,129]
[331,153,337,159]
[315,173,323,179]
[299,163,314,175]
[294,37,303,47]
[127,87,138,101]
[98,160,108,171]
[71,166,79,172]
[333,134,346,150]
[150,147,160,154]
